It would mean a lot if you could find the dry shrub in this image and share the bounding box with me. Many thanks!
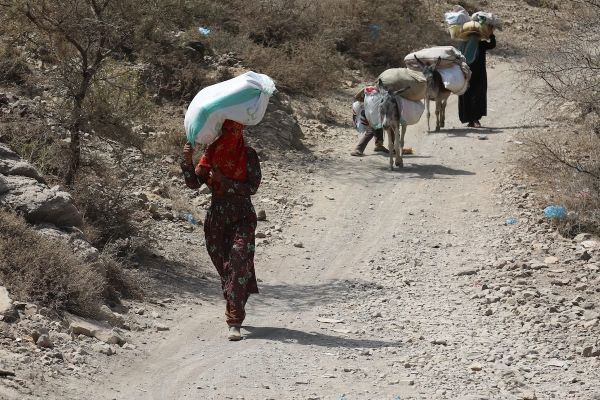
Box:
[0,211,104,316]
[73,161,138,248]
[525,0,559,9]
[85,63,152,150]
[98,254,144,304]
[0,41,30,85]
[520,125,600,235]
[0,120,69,183]
[520,0,600,235]
[201,0,446,93]
[138,42,216,102]
[242,39,344,93]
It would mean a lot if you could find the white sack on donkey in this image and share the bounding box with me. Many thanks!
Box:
[400,98,425,126]
[438,64,469,95]
[352,101,369,134]
[184,71,276,145]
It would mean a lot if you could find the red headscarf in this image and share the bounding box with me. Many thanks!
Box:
[196,120,248,182]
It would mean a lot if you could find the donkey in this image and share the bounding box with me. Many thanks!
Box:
[414,56,451,132]
[376,84,406,170]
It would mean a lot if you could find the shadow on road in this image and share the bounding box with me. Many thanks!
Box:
[429,123,549,137]
[243,325,401,349]
[373,163,476,179]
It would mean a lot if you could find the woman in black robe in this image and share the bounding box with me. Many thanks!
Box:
[459,34,496,127]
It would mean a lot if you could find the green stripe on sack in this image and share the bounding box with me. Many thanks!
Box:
[187,88,262,144]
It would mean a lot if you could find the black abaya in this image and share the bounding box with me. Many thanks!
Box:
[459,35,496,123]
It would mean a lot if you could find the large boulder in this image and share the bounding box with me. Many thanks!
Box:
[0,175,83,228]
[0,144,44,183]
[36,225,99,262]
[0,175,8,195]
[0,144,82,228]
[246,93,305,151]
[0,286,17,322]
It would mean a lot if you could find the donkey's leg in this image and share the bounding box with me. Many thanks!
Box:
[426,98,431,133]
[387,128,394,171]
[396,124,406,168]
[435,99,441,132]
[394,126,400,167]
[440,99,447,128]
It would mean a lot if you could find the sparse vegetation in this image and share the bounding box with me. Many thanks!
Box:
[0,211,101,316]
[520,0,600,235]
[0,211,141,316]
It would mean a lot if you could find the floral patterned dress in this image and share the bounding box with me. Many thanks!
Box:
[203,147,261,326]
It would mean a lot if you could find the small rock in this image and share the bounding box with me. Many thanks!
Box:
[256,232,267,239]
[36,334,54,349]
[24,304,38,316]
[31,327,49,343]
[455,268,478,277]
[544,256,559,265]
[293,242,304,248]
[581,240,600,249]
[122,343,137,350]
[432,339,448,346]
[0,368,16,377]
[574,233,593,243]
[154,323,170,332]
[582,345,600,358]
[580,251,592,261]
[0,286,17,322]
[583,310,600,321]
[92,342,116,356]
[469,362,483,371]
[94,329,126,346]
[521,390,538,400]
[257,210,267,221]
[67,313,125,345]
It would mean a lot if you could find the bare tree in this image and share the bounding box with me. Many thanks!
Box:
[4,1,133,185]
[522,0,599,120]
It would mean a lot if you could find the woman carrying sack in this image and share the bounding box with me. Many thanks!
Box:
[182,120,262,341]
[458,32,496,128]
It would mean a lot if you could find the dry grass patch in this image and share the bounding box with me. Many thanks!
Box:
[0,211,143,316]
[0,211,104,316]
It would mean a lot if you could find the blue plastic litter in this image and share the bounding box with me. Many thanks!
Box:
[198,27,211,36]
[368,24,381,40]
[183,212,198,225]
[544,205,567,220]
[505,217,518,225]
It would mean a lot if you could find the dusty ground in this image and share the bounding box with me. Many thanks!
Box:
[2,55,599,400]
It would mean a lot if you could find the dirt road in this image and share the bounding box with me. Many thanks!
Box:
[79,61,554,400]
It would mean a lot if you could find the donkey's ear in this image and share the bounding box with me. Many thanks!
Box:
[414,55,425,67]
[435,56,442,68]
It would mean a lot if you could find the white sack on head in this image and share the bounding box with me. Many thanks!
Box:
[472,11,503,29]
[184,71,276,145]
[404,46,466,71]
[445,5,470,25]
